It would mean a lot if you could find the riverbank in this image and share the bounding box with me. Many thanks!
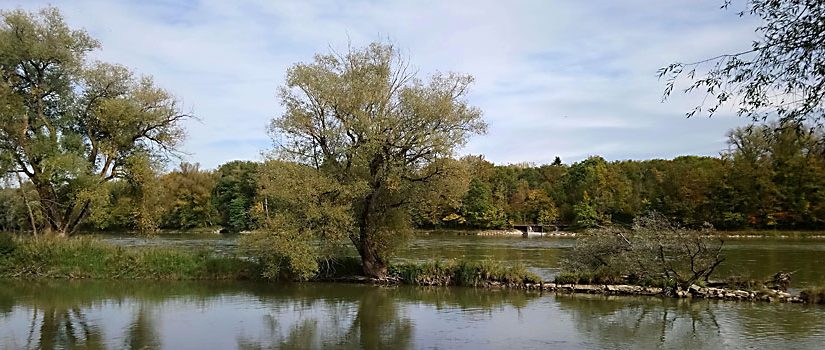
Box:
[0,236,542,286]
[418,228,578,237]
[417,228,825,239]
[2,235,823,305]
[0,236,260,280]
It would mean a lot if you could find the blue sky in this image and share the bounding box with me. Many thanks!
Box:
[2,0,760,169]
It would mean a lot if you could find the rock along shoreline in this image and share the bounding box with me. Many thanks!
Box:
[501,282,805,303]
[333,276,810,304]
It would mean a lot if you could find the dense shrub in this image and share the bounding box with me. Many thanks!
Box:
[0,233,16,256]
[561,212,724,293]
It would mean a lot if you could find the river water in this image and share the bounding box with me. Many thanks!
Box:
[3,232,823,349]
[2,280,824,349]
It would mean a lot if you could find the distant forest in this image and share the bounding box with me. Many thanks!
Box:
[3,122,822,233]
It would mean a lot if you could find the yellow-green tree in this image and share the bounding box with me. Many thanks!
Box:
[266,42,485,278]
[158,163,217,229]
[0,8,188,236]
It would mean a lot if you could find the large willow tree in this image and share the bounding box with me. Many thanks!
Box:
[0,8,188,236]
[267,42,485,278]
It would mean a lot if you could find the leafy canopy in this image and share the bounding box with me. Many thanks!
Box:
[0,7,189,235]
[257,42,485,278]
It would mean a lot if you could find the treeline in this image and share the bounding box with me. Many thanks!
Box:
[1,123,823,233]
[438,123,825,230]
[0,161,260,233]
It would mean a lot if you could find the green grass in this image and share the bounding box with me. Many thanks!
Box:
[390,260,541,287]
[553,272,627,285]
[0,236,260,280]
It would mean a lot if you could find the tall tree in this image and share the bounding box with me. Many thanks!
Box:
[159,163,217,230]
[212,160,259,232]
[267,42,485,277]
[660,0,825,125]
[0,8,189,236]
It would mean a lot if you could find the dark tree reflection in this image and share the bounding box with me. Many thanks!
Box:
[33,306,104,350]
[238,287,413,349]
[123,304,160,350]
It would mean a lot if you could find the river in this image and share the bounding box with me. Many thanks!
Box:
[2,232,823,349]
[2,280,824,349]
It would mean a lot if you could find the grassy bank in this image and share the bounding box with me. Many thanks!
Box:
[0,235,541,287]
[391,260,542,287]
[0,235,260,280]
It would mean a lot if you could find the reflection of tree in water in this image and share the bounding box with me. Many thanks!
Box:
[9,301,159,350]
[0,288,13,318]
[236,284,541,349]
[555,295,725,349]
[556,294,825,348]
[237,287,413,349]
[123,304,160,350]
[25,306,105,350]
[343,288,413,349]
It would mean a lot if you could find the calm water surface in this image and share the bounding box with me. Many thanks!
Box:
[2,280,824,349]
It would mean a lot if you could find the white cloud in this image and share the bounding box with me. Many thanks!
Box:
[1,0,761,168]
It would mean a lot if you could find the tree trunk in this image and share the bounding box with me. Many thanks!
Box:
[360,243,389,278]
[15,172,37,237]
[356,186,390,279]
[32,181,68,237]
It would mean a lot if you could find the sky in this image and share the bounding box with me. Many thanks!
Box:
[2,0,761,169]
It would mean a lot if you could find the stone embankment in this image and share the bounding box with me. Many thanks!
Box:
[475,230,577,237]
[485,282,805,303]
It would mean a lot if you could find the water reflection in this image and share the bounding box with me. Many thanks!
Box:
[555,294,825,349]
[124,305,160,350]
[1,281,539,350]
[237,287,414,349]
[556,295,726,348]
[2,280,824,349]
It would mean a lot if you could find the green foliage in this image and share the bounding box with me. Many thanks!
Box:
[240,225,320,281]
[267,41,486,277]
[461,178,506,228]
[213,160,259,232]
[0,233,16,256]
[0,7,188,236]
[158,163,218,230]
[573,196,605,229]
[553,271,628,286]
[0,184,42,232]
[429,122,825,231]
[239,172,338,281]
